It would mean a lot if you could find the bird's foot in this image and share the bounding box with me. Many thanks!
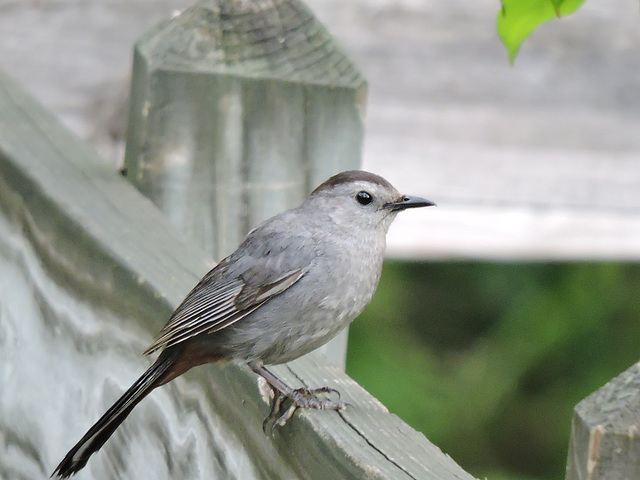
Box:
[291,386,344,407]
[251,362,351,434]
[262,386,350,434]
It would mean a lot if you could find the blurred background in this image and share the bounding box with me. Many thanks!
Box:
[349,261,640,480]
[2,1,640,479]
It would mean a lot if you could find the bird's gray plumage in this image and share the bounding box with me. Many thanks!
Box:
[145,170,410,364]
[52,170,435,478]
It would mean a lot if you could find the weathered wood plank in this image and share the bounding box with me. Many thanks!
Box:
[0,69,475,479]
[123,0,367,368]
[124,0,366,261]
[566,361,640,480]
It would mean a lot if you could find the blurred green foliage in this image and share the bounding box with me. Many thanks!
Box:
[346,261,640,480]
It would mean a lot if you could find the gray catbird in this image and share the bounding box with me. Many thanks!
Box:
[52,170,435,478]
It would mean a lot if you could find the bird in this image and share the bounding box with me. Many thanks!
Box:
[52,170,435,478]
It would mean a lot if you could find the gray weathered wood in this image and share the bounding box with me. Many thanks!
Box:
[0,69,476,479]
[124,0,366,261]
[566,361,640,480]
[123,0,367,369]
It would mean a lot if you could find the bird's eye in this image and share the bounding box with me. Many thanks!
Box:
[356,191,373,205]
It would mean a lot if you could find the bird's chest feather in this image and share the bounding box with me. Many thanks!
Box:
[311,233,385,322]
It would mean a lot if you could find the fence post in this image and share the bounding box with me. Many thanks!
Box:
[124,0,366,260]
[566,361,640,479]
[123,0,367,367]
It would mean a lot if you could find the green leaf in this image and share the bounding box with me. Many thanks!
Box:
[498,0,587,64]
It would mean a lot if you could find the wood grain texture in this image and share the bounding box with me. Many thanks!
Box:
[566,361,640,480]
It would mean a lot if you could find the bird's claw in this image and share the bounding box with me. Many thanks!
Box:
[262,386,349,434]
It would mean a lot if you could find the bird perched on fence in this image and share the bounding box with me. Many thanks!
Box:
[52,170,435,478]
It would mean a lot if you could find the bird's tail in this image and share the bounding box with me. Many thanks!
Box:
[51,348,181,478]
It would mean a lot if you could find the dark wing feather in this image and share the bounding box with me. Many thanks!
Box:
[144,259,307,355]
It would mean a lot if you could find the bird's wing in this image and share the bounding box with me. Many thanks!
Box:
[143,257,308,355]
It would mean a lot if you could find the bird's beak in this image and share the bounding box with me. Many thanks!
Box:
[386,195,436,212]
